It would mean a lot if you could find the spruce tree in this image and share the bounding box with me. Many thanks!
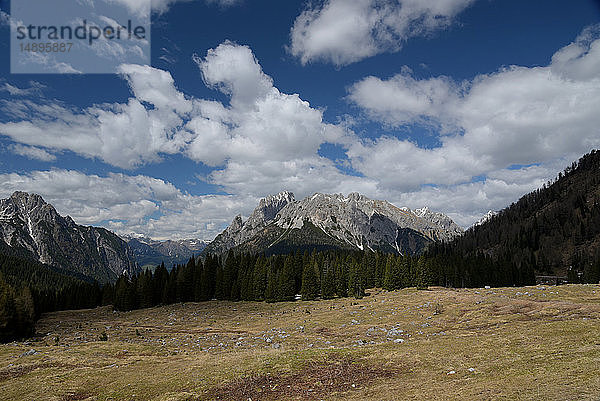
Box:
[300,260,319,300]
[321,260,336,299]
[348,257,365,298]
[278,255,296,301]
[252,256,267,301]
[0,277,17,342]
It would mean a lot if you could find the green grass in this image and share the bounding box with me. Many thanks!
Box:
[2,284,600,400]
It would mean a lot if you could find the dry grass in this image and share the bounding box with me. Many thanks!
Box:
[2,284,600,400]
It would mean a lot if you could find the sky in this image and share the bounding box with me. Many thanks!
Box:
[0,0,599,240]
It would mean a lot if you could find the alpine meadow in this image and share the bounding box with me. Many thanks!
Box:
[1,0,600,400]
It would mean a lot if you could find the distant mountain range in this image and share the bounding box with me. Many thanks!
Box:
[203,191,463,256]
[122,235,209,268]
[0,190,477,284]
[0,192,139,283]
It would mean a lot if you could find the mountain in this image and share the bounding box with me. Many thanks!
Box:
[123,235,209,268]
[204,191,463,256]
[472,210,497,228]
[0,192,139,283]
[441,150,600,282]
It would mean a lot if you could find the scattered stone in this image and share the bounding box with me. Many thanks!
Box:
[447,370,456,375]
[271,343,281,349]
[20,349,37,357]
[393,339,404,344]
[468,368,476,373]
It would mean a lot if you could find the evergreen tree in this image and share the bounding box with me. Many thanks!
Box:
[348,257,365,298]
[264,261,278,303]
[0,277,17,342]
[15,287,35,337]
[252,256,267,301]
[335,257,348,298]
[137,270,153,309]
[278,255,296,301]
[321,260,336,299]
[300,260,319,300]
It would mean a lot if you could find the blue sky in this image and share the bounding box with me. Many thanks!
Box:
[0,0,599,240]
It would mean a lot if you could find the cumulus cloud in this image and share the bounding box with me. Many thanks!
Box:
[0,169,250,240]
[0,65,194,168]
[3,29,599,236]
[8,144,57,162]
[1,41,363,228]
[289,0,475,66]
[347,25,600,194]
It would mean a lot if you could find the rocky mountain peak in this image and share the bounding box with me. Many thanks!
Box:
[0,191,139,282]
[254,191,296,222]
[204,191,464,255]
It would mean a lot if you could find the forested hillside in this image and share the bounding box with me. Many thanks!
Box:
[0,252,108,342]
[432,150,600,282]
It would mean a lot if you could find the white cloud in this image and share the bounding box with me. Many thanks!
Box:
[8,144,57,162]
[3,29,598,236]
[0,81,45,97]
[0,169,250,240]
[347,68,459,126]
[1,42,365,227]
[0,65,194,168]
[347,25,600,194]
[111,0,240,15]
[290,0,475,66]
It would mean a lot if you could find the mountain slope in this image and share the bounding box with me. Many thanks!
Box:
[441,150,600,281]
[204,192,463,256]
[0,192,139,283]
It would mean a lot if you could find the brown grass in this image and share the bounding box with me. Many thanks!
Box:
[210,354,398,401]
[2,284,600,400]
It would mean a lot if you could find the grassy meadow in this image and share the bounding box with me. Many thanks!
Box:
[2,284,600,400]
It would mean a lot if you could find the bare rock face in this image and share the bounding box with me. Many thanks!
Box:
[204,191,464,255]
[0,191,139,283]
[203,192,296,255]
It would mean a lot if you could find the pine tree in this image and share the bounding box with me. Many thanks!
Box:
[321,260,336,299]
[415,256,429,290]
[0,277,17,342]
[137,270,153,309]
[335,257,348,297]
[265,261,278,303]
[348,257,365,298]
[15,287,35,337]
[252,256,267,301]
[278,255,296,301]
[383,254,395,290]
[300,260,319,300]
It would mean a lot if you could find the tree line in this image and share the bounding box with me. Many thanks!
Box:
[111,249,536,312]
[1,243,538,341]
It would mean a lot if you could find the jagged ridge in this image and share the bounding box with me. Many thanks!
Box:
[204,191,463,255]
[0,191,139,283]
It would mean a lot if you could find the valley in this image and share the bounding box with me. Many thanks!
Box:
[2,284,600,400]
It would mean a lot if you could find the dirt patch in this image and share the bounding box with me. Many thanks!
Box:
[208,355,399,400]
[62,392,93,401]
